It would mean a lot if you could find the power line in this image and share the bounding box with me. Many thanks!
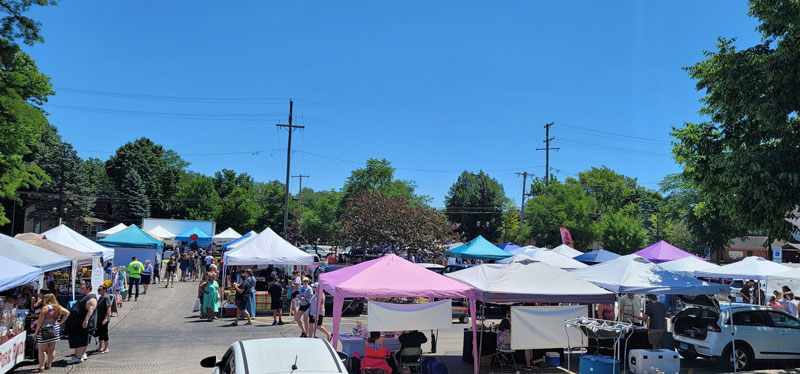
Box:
[276,100,303,233]
[558,122,670,144]
[76,148,285,156]
[54,86,289,103]
[47,104,285,121]
[297,151,546,174]
[536,122,559,188]
[558,139,671,158]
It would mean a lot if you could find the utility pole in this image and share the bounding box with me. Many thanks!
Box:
[276,100,304,233]
[292,175,310,217]
[515,171,534,226]
[536,122,559,187]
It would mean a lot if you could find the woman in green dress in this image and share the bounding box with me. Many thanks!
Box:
[203,272,221,321]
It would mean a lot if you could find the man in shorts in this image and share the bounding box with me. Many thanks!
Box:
[66,282,97,364]
[268,276,284,325]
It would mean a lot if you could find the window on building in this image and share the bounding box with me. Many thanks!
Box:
[33,220,41,234]
[90,225,98,236]
[81,225,89,236]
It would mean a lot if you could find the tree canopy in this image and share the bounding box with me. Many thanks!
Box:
[444,171,507,242]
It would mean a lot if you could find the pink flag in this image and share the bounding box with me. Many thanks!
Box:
[559,227,575,248]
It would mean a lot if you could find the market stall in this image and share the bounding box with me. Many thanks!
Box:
[634,240,704,263]
[147,225,176,240]
[766,267,800,297]
[14,233,93,268]
[498,242,521,252]
[317,253,481,374]
[213,227,242,244]
[96,223,128,239]
[175,227,212,248]
[42,225,113,262]
[98,225,163,268]
[446,235,512,260]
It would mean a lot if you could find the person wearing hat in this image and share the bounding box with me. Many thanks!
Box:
[294,277,314,337]
[230,269,253,326]
[307,282,331,341]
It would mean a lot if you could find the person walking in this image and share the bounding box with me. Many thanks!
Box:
[202,272,222,322]
[246,269,256,318]
[34,293,69,372]
[94,285,113,354]
[628,294,667,349]
[179,253,189,282]
[307,283,331,341]
[141,260,153,295]
[268,276,284,325]
[153,256,161,284]
[165,254,177,288]
[230,270,253,326]
[126,256,144,301]
[294,277,313,337]
[65,282,97,365]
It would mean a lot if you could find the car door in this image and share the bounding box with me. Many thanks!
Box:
[732,310,780,359]
[766,310,800,359]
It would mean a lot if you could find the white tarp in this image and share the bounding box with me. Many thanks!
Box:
[498,252,587,269]
[511,305,587,350]
[766,267,800,296]
[571,254,730,295]
[694,256,792,281]
[147,225,176,240]
[659,256,717,277]
[43,225,114,261]
[0,233,73,272]
[446,261,614,303]
[368,299,452,331]
[213,227,242,243]
[223,227,313,266]
[548,244,584,258]
[96,223,128,239]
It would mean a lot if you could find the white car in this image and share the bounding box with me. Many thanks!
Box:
[201,337,346,374]
[672,295,800,370]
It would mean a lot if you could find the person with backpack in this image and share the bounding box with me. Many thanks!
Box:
[230,269,253,326]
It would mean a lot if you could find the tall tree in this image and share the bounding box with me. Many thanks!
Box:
[444,171,507,242]
[341,158,430,208]
[519,178,598,249]
[299,189,343,244]
[577,166,639,215]
[672,0,800,243]
[105,138,186,218]
[114,169,150,225]
[174,172,221,221]
[25,124,92,223]
[596,211,648,254]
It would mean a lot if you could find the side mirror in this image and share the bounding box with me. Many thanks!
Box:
[200,356,217,368]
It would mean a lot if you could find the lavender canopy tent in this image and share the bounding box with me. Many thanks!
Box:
[634,240,704,263]
[317,254,480,374]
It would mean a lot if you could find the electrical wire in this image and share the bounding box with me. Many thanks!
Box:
[53,86,289,103]
[46,104,285,121]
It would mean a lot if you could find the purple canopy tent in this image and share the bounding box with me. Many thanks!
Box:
[317,254,480,374]
[634,240,704,263]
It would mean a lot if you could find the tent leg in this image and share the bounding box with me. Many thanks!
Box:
[730,298,737,373]
[312,290,323,338]
[469,298,478,374]
[331,295,344,349]
[478,304,485,361]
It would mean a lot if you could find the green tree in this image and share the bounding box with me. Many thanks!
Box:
[252,180,288,233]
[444,171,507,242]
[105,138,186,218]
[672,0,800,243]
[25,125,92,223]
[597,211,648,254]
[83,157,115,197]
[299,189,343,244]
[175,172,221,221]
[216,187,259,234]
[520,178,598,249]
[114,169,150,225]
[342,159,430,208]
[577,166,639,215]
[498,200,520,243]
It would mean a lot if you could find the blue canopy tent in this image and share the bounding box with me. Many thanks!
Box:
[498,242,521,252]
[98,225,164,268]
[446,236,513,260]
[573,249,621,265]
[0,255,41,292]
[175,227,212,248]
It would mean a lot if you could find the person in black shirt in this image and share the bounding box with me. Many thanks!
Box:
[94,285,113,354]
[65,282,97,365]
[395,330,427,364]
[268,276,284,325]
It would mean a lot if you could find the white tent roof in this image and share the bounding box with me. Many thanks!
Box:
[571,254,730,295]
[224,230,257,251]
[0,255,41,292]
[0,233,74,272]
[213,227,241,242]
[43,225,114,261]
[446,261,614,303]
[506,245,539,256]
[95,223,128,239]
[694,256,792,281]
[223,228,313,266]
[498,252,587,270]
[548,244,584,258]
[772,267,800,280]
[659,256,717,277]
[147,225,176,239]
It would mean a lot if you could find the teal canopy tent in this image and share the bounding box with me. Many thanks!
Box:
[175,227,212,242]
[98,225,164,249]
[446,236,512,260]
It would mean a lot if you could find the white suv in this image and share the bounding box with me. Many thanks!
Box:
[672,295,800,370]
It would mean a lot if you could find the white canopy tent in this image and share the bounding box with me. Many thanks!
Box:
[571,254,730,295]
[147,225,176,240]
[223,228,314,266]
[0,255,41,292]
[0,233,73,272]
[548,244,584,258]
[446,259,615,303]
[43,224,114,261]
[96,223,128,239]
[766,267,800,296]
[498,252,587,270]
[659,256,717,277]
[213,227,241,244]
[223,230,257,251]
[505,245,538,256]
[693,256,792,282]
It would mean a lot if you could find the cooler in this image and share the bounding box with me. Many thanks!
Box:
[579,354,620,374]
[628,349,680,374]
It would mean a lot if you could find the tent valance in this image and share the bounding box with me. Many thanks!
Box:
[634,240,703,263]
[0,255,41,292]
[0,233,74,272]
[97,225,164,249]
[446,236,512,260]
[42,225,113,261]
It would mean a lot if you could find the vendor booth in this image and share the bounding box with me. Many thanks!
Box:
[548,244,584,258]
[213,227,241,244]
[658,256,715,277]
[96,223,128,239]
[505,245,539,256]
[0,256,38,374]
[42,225,113,262]
[694,256,791,281]
[497,251,587,269]
[573,249,620,265]
[98,225,163,268]
[634,240,704,263]
[446,235,512,260]
[317,254,481,374]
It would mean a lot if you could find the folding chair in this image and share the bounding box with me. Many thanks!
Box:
[353,347,393,374]
[398,347,423,373]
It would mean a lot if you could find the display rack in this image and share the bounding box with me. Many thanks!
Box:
[564,317,633,374]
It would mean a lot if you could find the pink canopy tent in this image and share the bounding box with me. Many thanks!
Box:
[317,254,480,374]
[634,240,705,263]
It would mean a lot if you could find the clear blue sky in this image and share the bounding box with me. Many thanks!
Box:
[24,1,761,207]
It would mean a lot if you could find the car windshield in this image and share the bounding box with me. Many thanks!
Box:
[730,280,744,288]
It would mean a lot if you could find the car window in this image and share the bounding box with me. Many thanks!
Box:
[220,348,235,374]
[767,311,800,329]
[731,311,767,326]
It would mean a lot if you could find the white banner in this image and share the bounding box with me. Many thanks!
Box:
[368,300,452,332]
[91,255,104,292]
[0,331,26,373]
[511,305,587,350]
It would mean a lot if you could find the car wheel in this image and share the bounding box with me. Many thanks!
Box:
[723,343,752,371]
[460,316,469,324]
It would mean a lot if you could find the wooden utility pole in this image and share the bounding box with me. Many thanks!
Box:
[515,171,533,225]
[276,100,304,233]
[292,174,310,217]
[536,122,559,187]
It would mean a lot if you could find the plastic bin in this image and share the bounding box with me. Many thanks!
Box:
[579,354,620,374]
[545,352,560,367]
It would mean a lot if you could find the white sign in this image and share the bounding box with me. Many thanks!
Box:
[368,299,453,331]
[91,255,104,291]
[773,247,783,264]
[0,331,26,373]
[728,250,744,260]
[511,305,587,350]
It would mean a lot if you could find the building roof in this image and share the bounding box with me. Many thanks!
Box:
[727,236,786,250]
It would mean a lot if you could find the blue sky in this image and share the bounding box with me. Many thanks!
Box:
[24,1,761,207]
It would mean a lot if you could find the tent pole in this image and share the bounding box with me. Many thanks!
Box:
[729,297,737,373]
[312,288,323,338]
[478,304,485,361]
[331,292,344,349]
[469,298,478,374]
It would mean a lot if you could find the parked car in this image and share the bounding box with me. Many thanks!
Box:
[672,295,800,370]
[300,244,331,258]
[728,279,744,299]
[442,264,474,274]
[201,337,346,373]
[417,263,445,273]
[312,264,365,316]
